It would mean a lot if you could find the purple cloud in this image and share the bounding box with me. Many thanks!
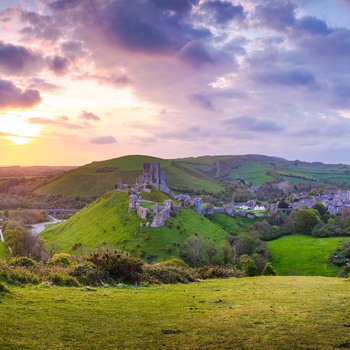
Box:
[188,94,215,111]
[254,1,296,32]
[79,111,100,122]
[90,136,117,144]
[0,80,41,109]
[201,1,246,25]
[294,16,332,37]
[20,11,61,42]
[253,68,316,87]
[46,55,69,75]
[28,78,61,92]
[225,115,284,132]
[0,41,43,75]
[178,41,215,67]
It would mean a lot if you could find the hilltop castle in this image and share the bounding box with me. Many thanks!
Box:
[135,162,173,196]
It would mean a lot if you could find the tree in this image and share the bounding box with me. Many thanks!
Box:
[240,254,258,277]
[262,262,276,276]
[312,201,327,217]
[295,209,320,235]
[204,239,217,265]
[184,235,203,267]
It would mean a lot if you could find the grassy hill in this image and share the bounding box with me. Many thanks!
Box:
[267,235,343,276]
[35,155,224,197]
[2,276,350,349]
[40,191,231,262]
[34,154,350,198]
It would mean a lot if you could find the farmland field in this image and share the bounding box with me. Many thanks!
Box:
[267,235,342,276]
[1,277,350,349]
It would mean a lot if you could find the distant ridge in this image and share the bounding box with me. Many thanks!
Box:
[34,154,350,197]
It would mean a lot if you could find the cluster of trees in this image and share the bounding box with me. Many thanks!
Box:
[0,193,94,210]
[245,204,350,243]
[180,232,271,277]
[1,209,48,259]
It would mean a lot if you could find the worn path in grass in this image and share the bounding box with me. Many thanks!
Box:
[1,276,350,349]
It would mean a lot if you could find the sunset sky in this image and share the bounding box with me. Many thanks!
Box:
[1,0,350,166]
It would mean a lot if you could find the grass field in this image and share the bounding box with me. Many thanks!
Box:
[1,276,350,349]
[229,162,274,184]
[267,235,342,276]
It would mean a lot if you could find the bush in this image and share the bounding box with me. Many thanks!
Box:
[195,266,241,279]
[71,263,106,286]
[49,272,80,287]
[9,257,37,268]
[261,262,277,276]
[240,254,258,277]
[47,253,77,267]
[87,249,144,284]
[141,264,195,284]
[0,266,40,285]
[0,281,11,294]
[160,258,190,268]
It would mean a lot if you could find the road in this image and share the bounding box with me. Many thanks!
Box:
[0,228,4,243]
[31,216,63,236]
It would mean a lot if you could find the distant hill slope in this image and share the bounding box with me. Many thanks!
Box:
[35,154,350,198]
[40,191,242,262]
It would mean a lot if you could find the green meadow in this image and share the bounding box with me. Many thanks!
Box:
[267,235,342,276]
[1,276,350,349]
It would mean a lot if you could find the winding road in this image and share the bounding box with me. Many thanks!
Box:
[31,216,63,236]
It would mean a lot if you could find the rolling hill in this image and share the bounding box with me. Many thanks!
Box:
[40,190,242,262]
[34,154,350,198]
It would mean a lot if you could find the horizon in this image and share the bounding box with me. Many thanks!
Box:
[0,152,350,168]
[1,1,350,166]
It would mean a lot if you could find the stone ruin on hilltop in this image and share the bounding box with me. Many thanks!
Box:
[126,162,178,227]
[122,161,259,228]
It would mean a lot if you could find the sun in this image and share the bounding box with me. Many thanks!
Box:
[0,114,41,145]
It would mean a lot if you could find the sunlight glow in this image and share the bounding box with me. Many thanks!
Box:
[0,114,41,145]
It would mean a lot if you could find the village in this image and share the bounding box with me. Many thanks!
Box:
[119,162,350,228]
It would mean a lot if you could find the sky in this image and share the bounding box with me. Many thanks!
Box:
[1,0,350,166]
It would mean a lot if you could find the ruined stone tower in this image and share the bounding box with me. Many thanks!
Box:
[143,162,161,189]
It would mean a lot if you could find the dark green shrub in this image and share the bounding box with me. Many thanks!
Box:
[9,257,37,268]
[0,281,11,294]
[160,258,190,268]
[141,264,195,284]
[0,267,40,285]
[87,249,143,284]
[49,272,80,287]
[240,254,258,277]
[261,262,277,276]
[195,266,241,279]
[71,263,107,286]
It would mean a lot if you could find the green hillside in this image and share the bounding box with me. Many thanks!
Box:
[2,277,350,349]
[35,155,223,197]
[34,154,350,198]
[40,191,230,261]
[267,235,342,277]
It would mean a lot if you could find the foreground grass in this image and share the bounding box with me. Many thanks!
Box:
[1,277,350,349]
[267,235,342,276]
